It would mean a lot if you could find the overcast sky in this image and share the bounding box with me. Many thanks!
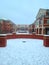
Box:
[0,0,49,24]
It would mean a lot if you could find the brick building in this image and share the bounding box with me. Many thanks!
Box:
[29,23,35,33]
[0,19,16,34]
[35,8,49,35]
[16,24,29,33]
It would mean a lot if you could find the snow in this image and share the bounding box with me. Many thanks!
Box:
[44,35,49,36]
[0,39,49,65]
[0,34,7,36]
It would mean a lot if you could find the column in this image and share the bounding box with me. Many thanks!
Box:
[44,35,49,47]
[0,35,7,47]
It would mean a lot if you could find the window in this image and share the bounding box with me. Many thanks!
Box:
[39,20,41,24]
[47,20,49,24]
[36,20,39,25]
[46,11,49,16]
[46,28,49,35]
[46,9,49,16]
[47,31,49,35]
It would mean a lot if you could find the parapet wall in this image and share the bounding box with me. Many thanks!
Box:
[6,34,44,40]
[0,34,49,47]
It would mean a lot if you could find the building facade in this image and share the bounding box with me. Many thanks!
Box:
[0,19,16,34]
[35,9,49,35]
[29,23,35,34]
[16,24,29,33]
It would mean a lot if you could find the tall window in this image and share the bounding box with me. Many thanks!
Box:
[39,20,41,24]
[46,10,49,16]
[36,20,39,25]
[46,28,49,35]
[47,20,49,24]
[46,11,49,16]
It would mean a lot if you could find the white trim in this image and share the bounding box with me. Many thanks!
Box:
[44,35,49,36]
[0,34,7,36]
[0,33,13,36]
[36,34,43,35]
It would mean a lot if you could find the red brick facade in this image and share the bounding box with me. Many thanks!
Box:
[0,20,16,34]
[0,36,6,47]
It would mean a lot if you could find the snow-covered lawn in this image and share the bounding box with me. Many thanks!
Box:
[0,39,49,65]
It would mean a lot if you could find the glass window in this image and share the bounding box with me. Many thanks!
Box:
[36,21,38,25]
[47,31,49,35]
[46,28,49,35]
[39,20,41,24]
[47,12,49,16]
[46,10,49,16]
[47,20,49,24]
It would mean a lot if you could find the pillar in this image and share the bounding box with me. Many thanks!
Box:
[0,35,7,47]
[44,35,49,47]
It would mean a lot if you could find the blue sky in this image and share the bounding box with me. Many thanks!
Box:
[0,0,49,24]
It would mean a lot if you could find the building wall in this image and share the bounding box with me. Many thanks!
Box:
[16,24,29,32]
[35,9,49,35]
[0,19,16,34]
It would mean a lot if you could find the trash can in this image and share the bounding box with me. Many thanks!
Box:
[44,35,49,47]
[0,34,7,47]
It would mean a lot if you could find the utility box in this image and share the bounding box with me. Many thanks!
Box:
[0,35,7,47]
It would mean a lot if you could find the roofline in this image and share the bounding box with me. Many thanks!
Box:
[36,8,47,19]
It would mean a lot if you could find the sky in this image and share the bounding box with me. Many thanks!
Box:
[0,0,49,24]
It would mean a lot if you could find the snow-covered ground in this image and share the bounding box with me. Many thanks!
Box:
[0,39,49,65]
